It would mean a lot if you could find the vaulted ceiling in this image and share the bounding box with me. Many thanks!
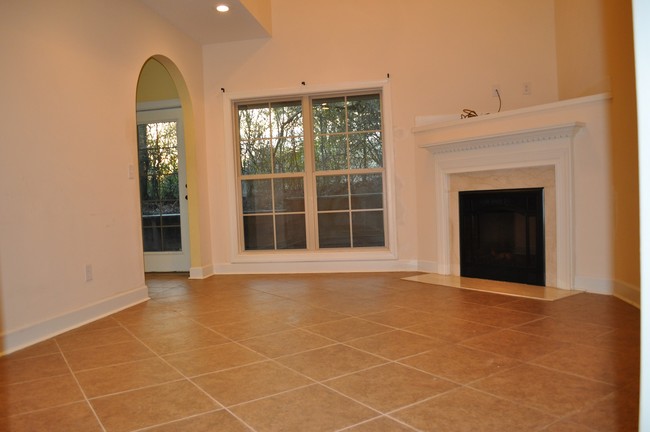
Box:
[138,0,272,44]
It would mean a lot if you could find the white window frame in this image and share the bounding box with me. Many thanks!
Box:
[222,80,397,264]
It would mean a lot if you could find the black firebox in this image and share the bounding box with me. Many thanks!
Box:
[459,188,545,286]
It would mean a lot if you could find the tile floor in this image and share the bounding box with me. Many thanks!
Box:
[0,272,640,431]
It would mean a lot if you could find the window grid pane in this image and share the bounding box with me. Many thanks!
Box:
[236,92,385,252]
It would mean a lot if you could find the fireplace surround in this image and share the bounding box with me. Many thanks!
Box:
[414,101,587,290]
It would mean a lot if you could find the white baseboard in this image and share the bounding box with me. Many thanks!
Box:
[573,275,640,309]
[612,279,641,308]
[189,264,213,279]
[212,259,419,275]
[417,260,438,273]
[574,275,614,295]
[1,285,149,356]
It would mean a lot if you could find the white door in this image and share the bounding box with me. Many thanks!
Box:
[136,105,190,272]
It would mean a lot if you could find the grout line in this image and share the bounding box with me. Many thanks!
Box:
[54,339,108,432]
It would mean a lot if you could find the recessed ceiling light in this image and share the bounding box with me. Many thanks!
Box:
[215,4,230,12]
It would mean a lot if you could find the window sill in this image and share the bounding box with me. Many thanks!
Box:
[231,247,397,264]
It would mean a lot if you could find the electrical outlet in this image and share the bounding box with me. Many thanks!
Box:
[523,82,532,95]
[85,264,93,282]
[491,85,501,97]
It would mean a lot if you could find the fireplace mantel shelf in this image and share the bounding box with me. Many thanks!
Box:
[416,122,585,154]
[413,94,608,154]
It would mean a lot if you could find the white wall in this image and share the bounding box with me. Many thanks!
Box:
[0,0,208,353]
[203,0,559,273]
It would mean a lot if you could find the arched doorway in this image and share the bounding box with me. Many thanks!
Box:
[135,57,191,272]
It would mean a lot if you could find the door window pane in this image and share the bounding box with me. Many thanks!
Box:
[137,121,182,252]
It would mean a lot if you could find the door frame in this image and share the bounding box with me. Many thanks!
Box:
[136,99,190,272]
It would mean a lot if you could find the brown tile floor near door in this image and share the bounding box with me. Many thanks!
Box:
[0,272,640,431]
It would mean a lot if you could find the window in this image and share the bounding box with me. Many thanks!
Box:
[235,91,386,252]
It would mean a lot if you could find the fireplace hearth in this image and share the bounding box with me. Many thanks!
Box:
[459,188,545,286]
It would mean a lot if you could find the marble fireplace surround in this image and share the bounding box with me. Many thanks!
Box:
[414,101,587,290]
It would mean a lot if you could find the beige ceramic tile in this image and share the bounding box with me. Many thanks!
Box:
[74,357,183,398]
[231,384,376,432]
[399,343,520,384]
[162,342,265,377]
[122,316,206,339]
[326,363,457,412]
[140,409,251,432]
[0,272,639,432]
[238,328,334,358]
[345,330,444,360]
[3,339,60,361]
[451,305,544,328]
[138,326,230,355]
[567,386,639,432]
[393,387,555,431]
[56,327,136,352]
[210,317,296,341]
[343,416,417,431]
[90,380,219,432]
[406,315,499,343]
[359,307,436,328]
[470,364,616,417]
[277,344,386,381]
[0,352,70,386]
[513,316,613,344]
[192,361,312,406]
[63,340,155,372]
[460,329,568,361]
[2,375,85,417]
[305,317,392,342]
[531,343,639,386]
[0,402,102,432]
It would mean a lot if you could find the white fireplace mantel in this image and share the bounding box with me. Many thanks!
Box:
[415,121,585,155]
[412,95,610,290]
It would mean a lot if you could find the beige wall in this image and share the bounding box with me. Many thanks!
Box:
[0,0,209,352]
[555,0,639,296]
[554,0,610,99]
[0,0,640,352]
[136,58,179,102]
[203,0,560,270]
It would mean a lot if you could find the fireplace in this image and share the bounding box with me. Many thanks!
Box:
[413,99,591,290]
[459,188,545,286]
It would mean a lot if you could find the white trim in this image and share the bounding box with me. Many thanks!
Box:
[418,116,582,290]
[613,279,641,309]
[137,108,191,272]
[413,93,610,132]
[189,264,214,279]
[221,80,398,266]
[212,258,418,275]
[136,98,181,112]
[1,285,149,355]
